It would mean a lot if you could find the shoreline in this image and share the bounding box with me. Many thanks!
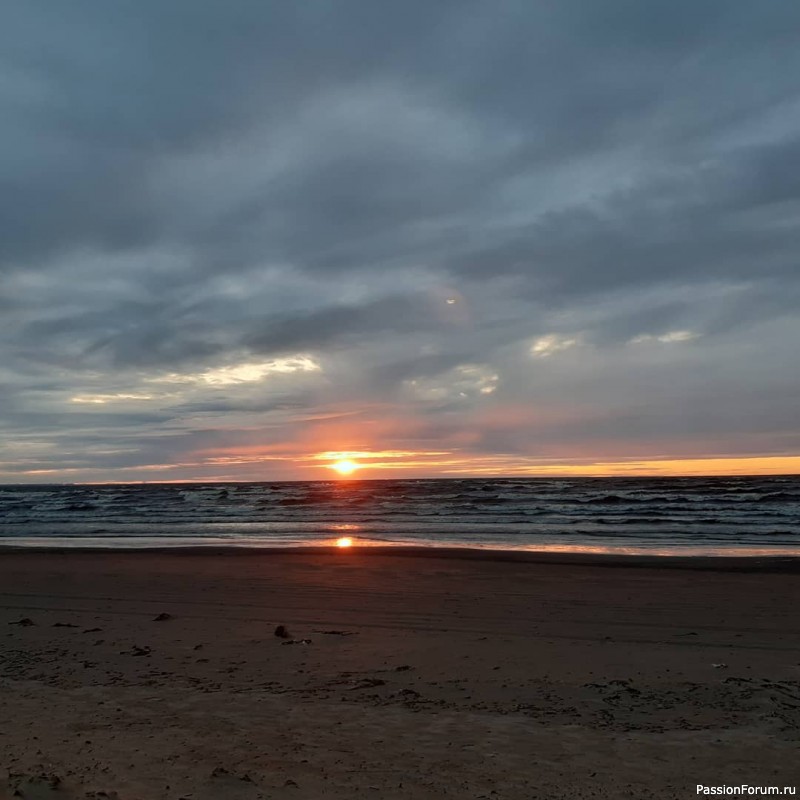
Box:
[2,543,800,571]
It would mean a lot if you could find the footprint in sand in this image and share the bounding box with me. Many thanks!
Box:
[0,773,123,800]
[179,767,264,800]
[0,773,72,800]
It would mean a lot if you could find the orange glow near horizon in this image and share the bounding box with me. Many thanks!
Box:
[309,452,800,479]
[439,455,800,478]
[55,451,800,484]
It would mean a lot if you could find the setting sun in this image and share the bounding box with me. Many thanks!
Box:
[331,459,359,476]
[336,537,353,548]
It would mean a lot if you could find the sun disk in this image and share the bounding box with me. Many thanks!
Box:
[331,459,359,475]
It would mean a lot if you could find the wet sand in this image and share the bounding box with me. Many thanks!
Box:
[1,548,799,799]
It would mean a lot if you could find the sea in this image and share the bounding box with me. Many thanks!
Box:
[1,476,799,556]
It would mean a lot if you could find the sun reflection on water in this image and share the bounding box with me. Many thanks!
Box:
[336,537,354,548]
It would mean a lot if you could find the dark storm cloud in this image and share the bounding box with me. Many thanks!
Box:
[452,135,800,295]
[1,0,464,269]
[246,294,447,353]
[2,0,800,479]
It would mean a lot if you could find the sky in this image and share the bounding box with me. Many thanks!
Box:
[2,0,800,483]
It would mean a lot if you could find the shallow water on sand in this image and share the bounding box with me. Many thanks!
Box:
[1,476,799,555]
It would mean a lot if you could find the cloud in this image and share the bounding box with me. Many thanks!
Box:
[629,330,700,345]
[160,356,321,386]
[70,393,156,405]
[530,334,583,358]
[403,364,499,405]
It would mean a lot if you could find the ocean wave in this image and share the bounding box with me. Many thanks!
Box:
[1,476,799,551]
[581,495,641,504]
[750,492,800,503]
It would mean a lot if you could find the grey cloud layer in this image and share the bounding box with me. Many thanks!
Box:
[1,0,799,478]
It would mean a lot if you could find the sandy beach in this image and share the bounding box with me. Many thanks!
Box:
[1,548,799,799]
